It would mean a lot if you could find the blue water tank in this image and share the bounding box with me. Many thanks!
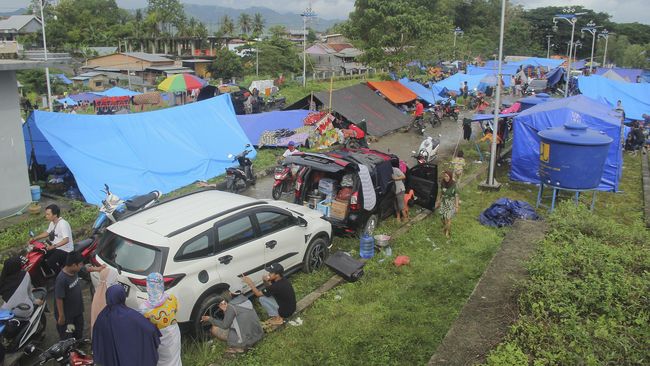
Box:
[359,234,375,259]
[537,121,613,189]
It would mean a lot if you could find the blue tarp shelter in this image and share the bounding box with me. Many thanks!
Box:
[432,73,486,93]
[577,75,650,120]
[572,60,587,70]
[94,86,141,97]
[546,67,565,87]
[510,95,625,192]
[69,92,101,102]
[53,74,72,85]
[32,94,253,205]
[518,95,553,111]
[236,110,311,147]
[399,78,445,105]
[509,57,564,69]
[594,67,643,83]
[23,113,66,171]
[56,97,78,106]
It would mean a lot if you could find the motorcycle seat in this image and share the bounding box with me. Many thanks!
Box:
[125,192,158,211]
[73,238,93,252]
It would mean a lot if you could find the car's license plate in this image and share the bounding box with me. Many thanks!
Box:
[118,281,130,296]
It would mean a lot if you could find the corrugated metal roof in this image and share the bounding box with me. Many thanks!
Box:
[0,15,40,32]
[121,52,172,62]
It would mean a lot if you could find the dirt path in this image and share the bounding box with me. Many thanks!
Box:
[428,219,547,366]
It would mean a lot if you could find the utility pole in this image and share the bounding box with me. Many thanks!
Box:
[39,0,53,111]
[546,35,553,58]
[581,21,599,73]
[453,27,463,59]
[301,4,316,88]
[256,39,259,77]
[598,29,610,67]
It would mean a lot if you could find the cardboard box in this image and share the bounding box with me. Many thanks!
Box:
[330,199,348,220]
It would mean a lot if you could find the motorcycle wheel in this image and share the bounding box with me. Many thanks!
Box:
[272,183,283,200]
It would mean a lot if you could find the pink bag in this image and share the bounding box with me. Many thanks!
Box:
[399,160,408,174]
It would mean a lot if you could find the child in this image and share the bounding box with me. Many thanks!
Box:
[451,150,466,182]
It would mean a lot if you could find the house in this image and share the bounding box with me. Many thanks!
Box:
[85,52,175,74]
[71,71,111,91]
[305,36,367,74]
[72,70,151,90]
[287,29,308,45]
[0,15,42,41]
[182,59,212,78]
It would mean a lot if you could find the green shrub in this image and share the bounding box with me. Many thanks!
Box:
[485,343,528,366]
[484,202,650,366]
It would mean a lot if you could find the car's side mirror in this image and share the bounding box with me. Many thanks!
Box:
[296,216,308,227]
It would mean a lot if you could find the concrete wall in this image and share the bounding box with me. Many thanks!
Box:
[0,70,31,216]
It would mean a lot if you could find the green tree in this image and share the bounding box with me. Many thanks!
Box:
[238,13,251,36]
[246,32,300,76]
[251,13,265,37]
[621,44,648,68]
[147,0,186,35]
[268,25,287,39]
[208,48,243,81]
[347,0,447,70]
[307,28,317,43]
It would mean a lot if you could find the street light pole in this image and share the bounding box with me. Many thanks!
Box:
[553,8,583,98]
[581,21,599,73]
[453,27,463,59]
[301,6,316,88]
[598,29,609,66]
[256,40,259,76]
[481,0,505,190]
[39,0,53,111]
[546,35,553,58]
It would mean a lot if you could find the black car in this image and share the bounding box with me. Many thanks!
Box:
[285,148,438,236]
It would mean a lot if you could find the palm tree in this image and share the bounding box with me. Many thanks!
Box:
[238,13,251,36]
[219,15,235,47]
[252,13,265,37]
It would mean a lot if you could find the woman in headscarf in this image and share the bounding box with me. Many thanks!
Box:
[140,273,182,366]
[0,256,41,320]
[92,285,161,366]
[90,267,118,333]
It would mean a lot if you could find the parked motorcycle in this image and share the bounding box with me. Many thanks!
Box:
[427,106,443,128]
[440,97,459,120]
[93,184,161,235]
[411,134,441,164]
[408,116,427,135]
[25,338,93,365]
[272,163,294,200]
[226,145,256,193]
[0,288,48,366]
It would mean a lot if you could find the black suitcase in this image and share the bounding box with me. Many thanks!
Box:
[325,251,365,282]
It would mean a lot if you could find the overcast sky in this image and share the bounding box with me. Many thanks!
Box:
[1,0,647,24]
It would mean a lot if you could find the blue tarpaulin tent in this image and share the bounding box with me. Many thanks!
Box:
[432,73,486,93]
[577,75,650,120]
[23,114,66,171]
[33,94,253,205]
[69,92,101,102]
[509,57,564,69]
[510,95,625,192]
[594,67,643,83]
[236,110,311,147]
[518,95,553,111]
[94,86,141,97]
[399,78,445,105]
[53,74,73,85]
[56,97,78,106]
[546,67,565,87]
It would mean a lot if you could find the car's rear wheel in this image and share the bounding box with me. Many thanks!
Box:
[193,292,226,339]
[359,213,378,237]
[303,236,329,273]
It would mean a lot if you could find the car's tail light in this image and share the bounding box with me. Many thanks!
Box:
[129,274,185,292]
[350,192,359,211]
[295,175,303,198]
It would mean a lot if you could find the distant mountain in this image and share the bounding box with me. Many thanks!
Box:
[0,8,27,17]
[182,4,344,33]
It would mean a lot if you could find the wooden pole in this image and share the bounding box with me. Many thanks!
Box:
[328,72,334,112]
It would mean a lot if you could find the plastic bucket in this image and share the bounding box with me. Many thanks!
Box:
[374,234,391,247]
[30,185,41,201]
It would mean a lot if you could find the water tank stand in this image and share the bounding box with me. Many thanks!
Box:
[535,183,597,212]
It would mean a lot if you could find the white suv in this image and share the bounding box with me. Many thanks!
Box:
[91,190,332,335]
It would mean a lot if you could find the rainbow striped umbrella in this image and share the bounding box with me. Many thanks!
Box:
[157,74,208,92]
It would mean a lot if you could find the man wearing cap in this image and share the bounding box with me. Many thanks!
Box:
[282,141,298,159]
[241,263,296,326]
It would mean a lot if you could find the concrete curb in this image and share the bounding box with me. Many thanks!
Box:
[641,153,650,228]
